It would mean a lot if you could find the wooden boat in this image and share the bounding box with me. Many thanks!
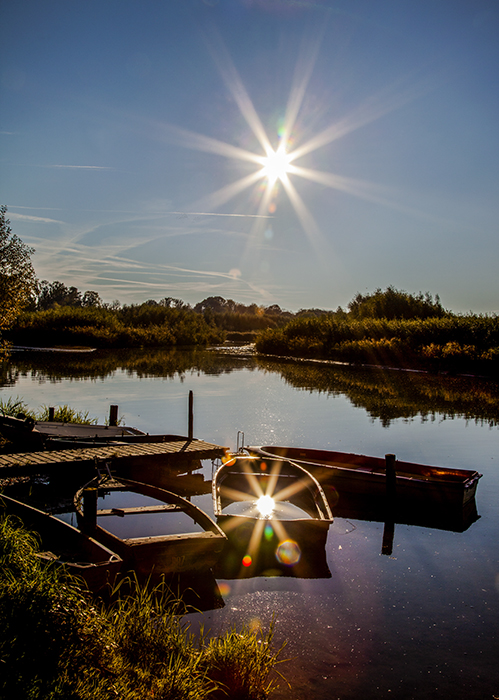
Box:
[0,414,145,450]
[212,454,332,578]
[247,445,482,508]
[75,476,227,575]
[0,493,122,592]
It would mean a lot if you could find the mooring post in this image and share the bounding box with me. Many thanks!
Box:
[83,488,98,529]
[48,407,55,421]
[109,405,118,426]
[381,453,397,556]
[188,391,194,440]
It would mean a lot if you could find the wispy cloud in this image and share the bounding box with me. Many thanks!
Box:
[41,164,116,170]
[8,212,65,225]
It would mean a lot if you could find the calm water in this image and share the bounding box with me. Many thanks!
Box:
[1,347,498,699]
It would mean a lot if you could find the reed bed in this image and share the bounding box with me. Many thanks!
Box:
[255,314,499,374]
[0,512,287,700]
[9,305,225,349]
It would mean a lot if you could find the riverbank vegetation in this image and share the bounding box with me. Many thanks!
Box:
[0,512,287,699]
[255,289,499,376]
[0,396,98,424]
[8,304,226,349]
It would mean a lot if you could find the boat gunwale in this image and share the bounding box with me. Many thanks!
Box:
[75,475,227,543]
[0,493,123,572]
[212,455,333,523]
[248,445,482,488]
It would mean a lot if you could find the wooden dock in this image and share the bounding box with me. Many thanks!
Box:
[0,438,228,478]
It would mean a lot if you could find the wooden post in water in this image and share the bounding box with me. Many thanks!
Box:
[83,488,98,529]
[109,405,118,427]
[48,407,55,421]
[188,391,194,440]
[381,453,397,555]
[381,520,395,556]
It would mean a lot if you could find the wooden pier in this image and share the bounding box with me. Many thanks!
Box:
[0,438,228,478]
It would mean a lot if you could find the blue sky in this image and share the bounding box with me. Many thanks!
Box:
[1,0,498,313]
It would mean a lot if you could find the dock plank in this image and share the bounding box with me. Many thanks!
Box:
[0,439,227,476]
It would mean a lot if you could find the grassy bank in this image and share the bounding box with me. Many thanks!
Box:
[0,396,98,424]
[255,314,499,375]
[0,512,287,699]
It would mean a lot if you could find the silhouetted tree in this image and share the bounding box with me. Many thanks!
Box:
[81,290,102,308]
[347,286,446,320]
[0,206,37,339]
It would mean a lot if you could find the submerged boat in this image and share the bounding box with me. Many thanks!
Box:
[0,414,145,450]
[248,445,482,508]
[212,454,333,578]
[0,493,122,591]
[75,476,227,575]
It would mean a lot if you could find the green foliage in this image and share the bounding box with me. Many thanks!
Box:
[0,206,37,354]
[35,281,103,311]
[0,514,287,699]
[0,396,37,419]
[200,617,288,700]
[0,396,98,424]
[347,286,446,320]
[9,304,225,349]
[0,513,98,699]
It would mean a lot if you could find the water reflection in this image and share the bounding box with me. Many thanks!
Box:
[3,346,497,425]
[256,357,499,426]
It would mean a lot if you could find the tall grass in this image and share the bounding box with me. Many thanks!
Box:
[255,314,499,374]
[0,512,288,699]
[0,396,98,424]
[9,305,225,349]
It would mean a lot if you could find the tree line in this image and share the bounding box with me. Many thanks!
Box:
[1,205,497,373]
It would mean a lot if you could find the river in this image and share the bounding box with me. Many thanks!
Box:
[1,346,498,699]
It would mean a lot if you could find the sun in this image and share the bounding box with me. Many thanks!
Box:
[258,145,292,185]
[161,32,415,251]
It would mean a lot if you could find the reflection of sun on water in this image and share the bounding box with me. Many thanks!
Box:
[256,494,275,517]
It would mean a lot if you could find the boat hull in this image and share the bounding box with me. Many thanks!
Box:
[1,494,122,592]
[75,477,226,576]
[0,415,145,450]
[248,446,482,508]
[212,455,332,579]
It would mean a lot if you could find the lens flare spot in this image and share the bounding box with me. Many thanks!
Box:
[256,494,275,517]
[264,523,274,541]
[249,617,262,633]
[276,539,301,566]
[260,461,268,471]
[242,554,252,567]
[218,582,231,596]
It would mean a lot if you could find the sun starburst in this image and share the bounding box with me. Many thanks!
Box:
[158,31,428,256]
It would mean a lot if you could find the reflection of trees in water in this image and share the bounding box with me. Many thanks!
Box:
[2,349,497,426]
[0,347,258,386]
[256,358,499,427]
